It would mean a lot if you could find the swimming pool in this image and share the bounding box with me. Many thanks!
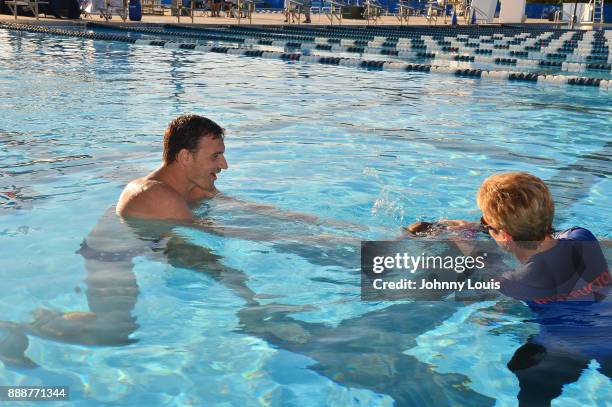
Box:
[0,24,611,406]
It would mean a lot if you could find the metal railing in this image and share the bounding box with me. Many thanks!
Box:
[553,1,604,28]
[99,0,128,21]
[464,4,473,23]
[142,0,164,15]
[555,3,579,29]
[170,0,254,24]
[467,5,490,24]
[589,0,604,24]
[236,0,255,23]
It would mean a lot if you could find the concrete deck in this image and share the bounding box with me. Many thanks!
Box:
[0,11,575,28]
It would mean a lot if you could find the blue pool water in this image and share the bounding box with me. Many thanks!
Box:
[0,27,611,406]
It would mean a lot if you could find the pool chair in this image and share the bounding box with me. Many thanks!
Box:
[309,0,320,14]
[252,0,275,15]
[168,0,195,22]
[182,0,210,22]
[87,0,127,21]
[310,0,331,21]
[321,0,343,24]
[4,0,49,19]
[222,0,253,22]
[395,0,415,25]
[362,0,383,24]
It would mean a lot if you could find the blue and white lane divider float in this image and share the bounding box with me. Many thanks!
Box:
[84,22,612,71]
[91,22,611,60]
[136,38,612,88]
[1,22,610,90]
[83,22,612,75]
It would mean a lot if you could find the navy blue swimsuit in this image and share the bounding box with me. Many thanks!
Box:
[502,227,611,406]
[500,227,610,357]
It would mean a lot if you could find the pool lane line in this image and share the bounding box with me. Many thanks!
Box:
[85,22,612,75]
[95,21,519,44]
[135,38,612,88]
[86,22,251,44]
[256,29,611,66]
[114,29,612,77]
[218,26,609,68]
[175,23,599,47]
[101,21,609,62]
[87,21,318,43]
[105,21,611,61]
[171,23,547,42]
[170,22,577,38]
[94,22,612,54]
[1,22,610,90]
[103,28,609,87]
[0,22,138,44]
[171,22,610,54]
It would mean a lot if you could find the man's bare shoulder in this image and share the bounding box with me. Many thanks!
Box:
[116,178,192,221]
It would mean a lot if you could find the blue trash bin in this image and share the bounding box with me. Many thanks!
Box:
[129,0,142,21]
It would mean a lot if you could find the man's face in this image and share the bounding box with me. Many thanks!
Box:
[185,136,228,191]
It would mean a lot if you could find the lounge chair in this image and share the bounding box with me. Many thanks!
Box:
[4,0,50,19]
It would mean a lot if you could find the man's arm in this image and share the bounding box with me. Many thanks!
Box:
[214,193,367,231]
[191,217,362,247]
[187,184,366,231]
[189,187,324,224]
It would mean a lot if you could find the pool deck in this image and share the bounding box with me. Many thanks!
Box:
[3,12,607,29]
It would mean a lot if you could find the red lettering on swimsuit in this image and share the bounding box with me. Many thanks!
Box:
[532,270,610,304]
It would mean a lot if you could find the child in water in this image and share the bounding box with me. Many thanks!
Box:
[406,172,610,406]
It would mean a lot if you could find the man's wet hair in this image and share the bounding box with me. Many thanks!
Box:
[163,114,224,165]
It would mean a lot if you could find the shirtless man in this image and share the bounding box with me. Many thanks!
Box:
[117,114,227,221]
[0,115,231,365]
[115,114,345,231]
[0,114,362,367]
